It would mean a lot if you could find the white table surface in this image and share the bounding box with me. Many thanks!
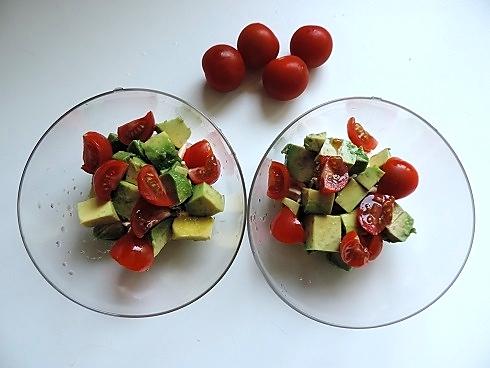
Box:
[1,0,489,367]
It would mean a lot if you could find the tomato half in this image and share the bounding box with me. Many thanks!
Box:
[117,111,156,145]
[340,231,370,268]
[93,159,129,201]
[130,199,172,238]
[317,156,349,194]
[290,25,333,68]
[183,140,213,168]
[262,55,309,101]
[237,23,279,69]
[357,194,395,235]
[137,165,176,207]
[110,231,154,272]
[202,44,245,92]
[377,157,419,199]
[360,234,383,261]
[267,161,291,200]
[81,131,113,174]
[347,117,378,153]
[270,207,305,244]
[188,154,221,185]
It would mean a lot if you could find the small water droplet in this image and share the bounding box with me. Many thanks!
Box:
[67,191,70,195]
[37,203,42,209]
[80,249,85,254]
[69,212,73,217]
[66,205,71,211]
[55,240,61,247]
[61,226,65,232]
[258,198,261,202]
[72,178,75,182]
[62,262,67,267]
[299,277,303,281]
[62,214,65,218]
[68,270,74,276]
[73,186,76,190]
[80,191,83,196]
[67,250,71,254]
[50,203,54,208]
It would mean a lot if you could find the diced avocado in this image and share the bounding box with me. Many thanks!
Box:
[349,146,369,175]
[327,252,352,271]
[172,215,214,241]
[304,132,327,152]
[186,183,224,216]
[125,156,147,185]
[355,166,385,190]
[127,139,147,159]
[281,197,300,215]
[281,144,315,183]
[77,198,120,227]
[161,169,193,206]
[160,161,188,177]
[304,215,341,252]
[335,179,368,213]
[383,204,416,242]
[301,188,334,215]
[112,181,140,220]
[155,117,191,149]
[369,148,391,167]
[108,133,127,153]
[319,138,357,167]
[142,131,180,170]
[174,165,188,177]
[93,222,127,240]
[340,211,360,234]
[150,218,173,256]
[112,151,135,162]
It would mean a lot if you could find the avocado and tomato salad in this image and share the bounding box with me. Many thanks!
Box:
[267,117,418,270]
[76,111,225,272]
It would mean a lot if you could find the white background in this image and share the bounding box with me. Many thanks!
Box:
[1,0,489,367]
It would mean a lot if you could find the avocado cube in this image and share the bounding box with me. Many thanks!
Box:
[369,148,391,167]
[186,183,224,216]
[108,133,127,153]
[355,166,385,190]
[93,223,126,240]
[281,197,300,215]
[327,252,352,271]
[304,215,341,252]
[383,204,416,242]
[142,131,180,170]
[127,139,147,159]
[112,151,135,163]
[151,218,173,256]
[160,161,188,177]
[125,156,147,185]
[77,198,120,227]
[172,215,214,241]
[349,147,369,175]
[335,179,368,213]
[304,132,327,152]
[161,169,193,206]
[340,211,360,234]
[281,144,315,183]
[112,181,140,220]
[319,138,357,167]
[301,188,334,215]
[155,117,191,148]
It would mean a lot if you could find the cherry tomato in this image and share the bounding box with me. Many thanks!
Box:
[262,55,309,101]
[290,25,333,68]
[188,154,221,185]
[237,23,279,69]
[117,111,155,145]
[377,157,419,199]
[267,161,291,200]
[270,207,305,244]
[340,231,370,268]
[346,117,378,153]
[360,234,383,261]
[183,140,213,168]
[110,231,154,272]
[137,165,176,207]
[130,199,172,238]
[202,44,245,92]
[317,156,349,194]
[81,131,113,174]
[93,159,128,201]
[358,194,395,235]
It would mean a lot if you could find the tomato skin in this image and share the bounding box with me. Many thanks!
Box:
[347,117,378,153]
[377,157,419,199]
[82,131,113,174]
[317,156,349,194]
[117,111,155,145]
[267,161,291,200]
[290,25,333,68]
[262,55,309,101]
[360,234,383,261]
[183,140,213,168]
[130,199,172,238]
[110,231,154,272]
[270,207,305,244]
[188,154,221,185]
[358,194,395,235]
[93,159,129,201]
[340,231,370,268]
[137,165,176,207]
[237,23,279,69]
[202,44,245,92]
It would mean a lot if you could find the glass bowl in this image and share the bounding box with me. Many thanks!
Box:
[17,88,246,317]
[248,97,474,329]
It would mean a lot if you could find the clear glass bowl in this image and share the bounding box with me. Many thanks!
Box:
[17,88,246,317]
[248,97,474,329]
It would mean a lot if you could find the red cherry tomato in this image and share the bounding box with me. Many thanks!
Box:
[110,231,154,272]
[237,23,279,69]
[377,157,419,199]
[358,194,395,235]
[290,25,333,68]
[340,231,370,268]
[137,165,176,207]
[360,234,384,261]
[183,140,214,168]
[202,44,245,92]
[93,159,128,201]
[188,154,221,185]
[262,55,309,101]
[267,161,291,200]
[81,131,113,174]
[117,111,155,145]
[317,156,349,194]
[130,199,172,238]
[270,207,305,244]
[347,117,378,153]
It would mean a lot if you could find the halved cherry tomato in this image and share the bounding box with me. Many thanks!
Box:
[130,199,172,238]
[183,140,213,168]
[270,207,305,244]
[188,154,221,185]
[81,131,113,174]
[360,234,383,261]
[137,165,176,207]
[290,25,333,68]
[237,23,279,69]
[317,156,349,194]
[110,231,154,272]
[377,157,419,199]
[93,159,128,201]
[347,117,378,153]
[340,231,370,268]
[357,194,395,235]
[267,161,291,200]
[117,111,155,145]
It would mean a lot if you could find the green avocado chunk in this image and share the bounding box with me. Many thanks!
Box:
[160,169,193,206]
[281,144,316,183]
[301,188,334,215]
[355,166,385,190]
[369,148,391,167]
[340,211,360,234]
[155,117,191,148]
[335,179,368,213]
[383,203,416,242]
[304,215,341,252]
[142,131,180,170]
[93,222,126,240]
[186,183,224,216]
[127,139,147,159]
[327,252,352,271]
[319,138,357,166]
[349,146,369,175]
[304,132,327,152]
[172,215,214,241]
[125,156,147,185]
[77,198,120,227]
[150,218,173,256]
[112,181,140,220]
[108,133,127,153]
[281,197,300,215]
[112,151,135,163]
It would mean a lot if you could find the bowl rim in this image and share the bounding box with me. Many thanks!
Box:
[17,87,247,318]
[247,96,475,329]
